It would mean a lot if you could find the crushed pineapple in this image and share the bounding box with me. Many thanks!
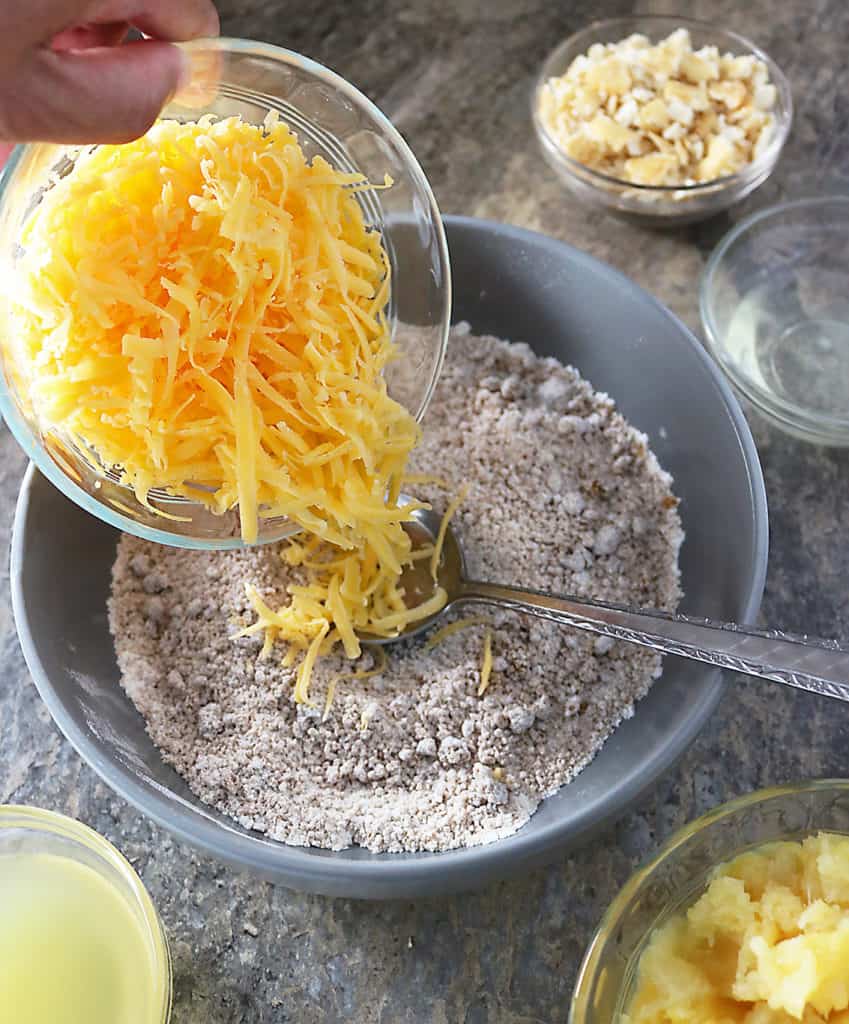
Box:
[624,833,849,1023]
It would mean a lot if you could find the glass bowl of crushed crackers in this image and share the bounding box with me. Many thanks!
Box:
[533,16,793,226]
[570,780,849,1024]
[0,38,451,550]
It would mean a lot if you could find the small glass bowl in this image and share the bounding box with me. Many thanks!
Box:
[701,196,849,445]
[0,804,172,1023]
[570,780,849,1024]
[532,16,793,227]
[0,37,450,550]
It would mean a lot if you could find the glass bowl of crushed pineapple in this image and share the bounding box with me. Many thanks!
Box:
[571,780,849,1024]
[0,38,450,550]
[533,16,792,226]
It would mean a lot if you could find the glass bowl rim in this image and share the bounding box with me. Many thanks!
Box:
[570,777,849,1023]
[700,195,849,438]
[0,803,172,1022]
[531,14,793,196]
[0,35,452,551]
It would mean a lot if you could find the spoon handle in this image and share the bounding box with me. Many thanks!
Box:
[456,581,849,701]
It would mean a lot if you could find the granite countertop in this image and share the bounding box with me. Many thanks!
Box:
[3,1,849,1021]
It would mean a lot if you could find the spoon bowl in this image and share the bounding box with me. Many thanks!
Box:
[360,504,464,644]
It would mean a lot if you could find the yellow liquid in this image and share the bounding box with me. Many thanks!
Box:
[0,852,161,1024]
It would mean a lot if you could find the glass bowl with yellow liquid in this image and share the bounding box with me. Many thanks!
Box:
[569,780,849,1024]
[701,197,849,445]
[0,805,171,1024]
[0,38,450,550]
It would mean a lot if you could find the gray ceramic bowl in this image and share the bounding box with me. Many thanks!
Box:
[10,216,768,898]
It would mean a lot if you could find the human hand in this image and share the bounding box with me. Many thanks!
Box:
[0,1,219,148]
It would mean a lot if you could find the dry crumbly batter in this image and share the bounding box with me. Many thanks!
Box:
[108,325,683,853]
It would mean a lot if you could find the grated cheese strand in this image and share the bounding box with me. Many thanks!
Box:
[478,628,494,696]
[430,485,469,581]
[293,621,330,705]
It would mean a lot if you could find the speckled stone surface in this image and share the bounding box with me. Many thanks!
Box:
[3,2,849,1021]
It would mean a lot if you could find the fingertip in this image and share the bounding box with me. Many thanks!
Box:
[121,1,221,43]
[19,41,188,145]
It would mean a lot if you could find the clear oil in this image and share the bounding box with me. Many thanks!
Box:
[722,275,849,419]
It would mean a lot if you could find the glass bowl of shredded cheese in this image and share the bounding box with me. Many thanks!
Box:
[532,17,792,226]
[0,37,451,550]
[570,780,849,1024]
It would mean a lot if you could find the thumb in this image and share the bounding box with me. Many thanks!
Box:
[11,39,188,145]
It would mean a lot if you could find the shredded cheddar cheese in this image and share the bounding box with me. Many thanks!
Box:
[9,113,452,700]
[243,533,447,704]
[241,484,473,702]
[478,628,494,696]
[430,484,468,580]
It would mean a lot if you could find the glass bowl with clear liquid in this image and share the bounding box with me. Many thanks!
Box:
[701,197,849,445]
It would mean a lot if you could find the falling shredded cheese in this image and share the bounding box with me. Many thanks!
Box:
[478,628,494,697]
[241,533,447,704]
[430,484,469,580]
[9,113,452,700]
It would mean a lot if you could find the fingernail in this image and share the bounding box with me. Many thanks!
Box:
[204,11,221,38]
[171,47,222,110]
[165,48,193,108]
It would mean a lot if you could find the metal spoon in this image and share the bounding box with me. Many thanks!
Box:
[366,504,849,702]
